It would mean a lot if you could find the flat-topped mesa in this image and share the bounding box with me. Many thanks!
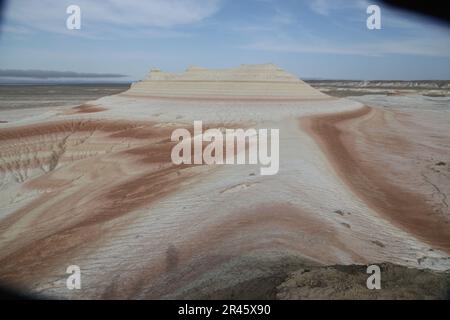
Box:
[144,64,298,82]
[124,64,329,101]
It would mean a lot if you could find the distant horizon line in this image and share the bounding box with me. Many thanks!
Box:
[1,79,450,85]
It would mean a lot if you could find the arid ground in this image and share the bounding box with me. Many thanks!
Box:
[0,65,449,299]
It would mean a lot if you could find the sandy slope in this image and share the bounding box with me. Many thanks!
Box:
[0,65,449,299]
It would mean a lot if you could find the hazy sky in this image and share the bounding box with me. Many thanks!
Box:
[1,0,450,81]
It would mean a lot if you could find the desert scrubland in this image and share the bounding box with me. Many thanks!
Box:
[0,64,449,299]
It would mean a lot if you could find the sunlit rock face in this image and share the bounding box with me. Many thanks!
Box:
[125,64,328,100]
[0,64,449,299]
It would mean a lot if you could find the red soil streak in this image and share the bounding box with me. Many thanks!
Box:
[301,106,450,253]
[0,119,146,141]
[0,119,202,287]
[0,119,165,173]
[0,118,252,290]
[110,204,363,298]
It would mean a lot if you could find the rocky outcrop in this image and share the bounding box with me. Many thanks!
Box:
[125,64,328,100]
[277,263,450,300]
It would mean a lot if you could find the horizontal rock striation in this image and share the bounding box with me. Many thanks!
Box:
[125,64,328,100]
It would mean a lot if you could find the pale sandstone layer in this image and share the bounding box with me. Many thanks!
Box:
[125,64,328,101]
[0,64,449,299]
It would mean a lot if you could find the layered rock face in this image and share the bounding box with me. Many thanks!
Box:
[126,64,328,100]
[0,64,449,299]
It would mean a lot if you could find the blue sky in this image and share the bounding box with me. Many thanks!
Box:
[1,0,450,81]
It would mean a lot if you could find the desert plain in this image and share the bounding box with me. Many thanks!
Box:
[0,64,449,299]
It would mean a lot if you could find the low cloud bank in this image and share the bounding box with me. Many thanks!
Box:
[0,69,127,79]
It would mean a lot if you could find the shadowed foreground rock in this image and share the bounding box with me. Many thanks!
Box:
[277,263,450,300]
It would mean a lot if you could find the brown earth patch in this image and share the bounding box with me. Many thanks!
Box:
[301,106,450,253]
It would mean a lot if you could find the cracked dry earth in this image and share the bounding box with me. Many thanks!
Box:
[0,73,450,298]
